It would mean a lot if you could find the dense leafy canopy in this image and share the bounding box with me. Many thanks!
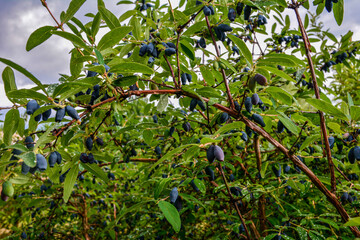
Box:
[1,0,360,239]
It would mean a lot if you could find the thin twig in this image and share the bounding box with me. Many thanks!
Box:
[289,121,308,154]
[204,16,235,110]
[163,55,178,88]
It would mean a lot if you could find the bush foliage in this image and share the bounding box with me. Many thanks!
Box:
[1,0,360,239]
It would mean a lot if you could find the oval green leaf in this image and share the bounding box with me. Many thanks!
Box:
[158,201,181,233]
[26,26,55,51]
[97,26,133,51]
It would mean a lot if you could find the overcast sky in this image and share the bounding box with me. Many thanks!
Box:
[0,0,359,108]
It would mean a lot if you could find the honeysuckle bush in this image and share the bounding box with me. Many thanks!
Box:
[0,0,360,239]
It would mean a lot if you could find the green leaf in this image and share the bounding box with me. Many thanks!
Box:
[86,64,105,75]
[317,218,339,230]
[112,75,138,87]
[308,230,325,240]
[143,130,153,145]
[296,226,308,240]
[344,217,360,226]
[103,201,150,236]
[34,125,56,149]
[8,144,29,153]
[119,10,138,22]
[2,67,17,100]
[219,58,237,73]
[110,62,154,75]
[350,106,360,122]
[51,31,89,50]
[327,122,343,134]
[98,6,120,30]
[94,49,105,65]
[180,193,206,209]
[129,16,141,40]
[259,66,296,83]
[7,89,49,103]
[323,31,338,43]
[213,122,245,136]
[97,26,133,50]
[264,234,279,240]
[348,93,354,107]
[266,87,293,105]
[196,87,223,99]
[193,178,206,194]
[154,178,171,199]
[62,0,86,24]
[149,144,196,172]
[306,99,348,121]
[260,161,269,179]
[259,56,295,67]
[277,112,300,135]
[299,134,321,151]
[183,21,206,36]
[333,0,344,26]
[63,164,79,203]
[260,53,304,67]
[227,34,252,66]
[180,40,195,61]
[199,66,215,86]
[200,137,221,144]
[3,109,20,146]
[0,58,47,94]
[21,151,36,168]
[9,175,31,185]
[91,12,101,38]
[26,26,55,51]
[81,162,109,183]
[70,50,83,76]
[158,201,181,233]
[157,94,168,113]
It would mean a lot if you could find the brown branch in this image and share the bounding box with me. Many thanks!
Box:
[254,136,266,236]
[177,0,213,33]
[253,33,264,56]
[176,33,182,88]
[290,0,336,193]
[204,16,235,110]
[0,106,19,110]
[288,121,308,154]
[92,110,111,136]
[249,221,262,240]
[163,55,178,88]
[218,162,252,240]
[239,115,360,237]
[40,0,89,60]
[140,78,175,89]
[41,0,62,29]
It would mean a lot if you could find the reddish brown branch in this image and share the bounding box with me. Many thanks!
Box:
[41,0,63,29]
[290,0,336,193]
